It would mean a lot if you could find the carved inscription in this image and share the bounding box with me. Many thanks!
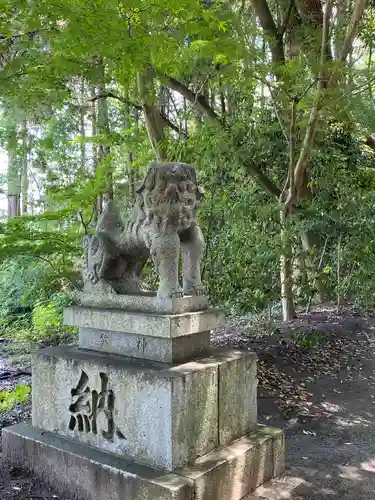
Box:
[99,332,109,349]
[136,337,147,353]
[68,370,125,441]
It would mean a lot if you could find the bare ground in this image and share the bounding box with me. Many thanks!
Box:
[2,304,375,499]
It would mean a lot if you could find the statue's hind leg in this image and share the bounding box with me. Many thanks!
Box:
[113,250,150,294]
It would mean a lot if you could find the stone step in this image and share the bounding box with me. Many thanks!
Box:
[3,423,285,500]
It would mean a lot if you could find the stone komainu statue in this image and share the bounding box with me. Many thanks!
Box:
[83,162,205,298]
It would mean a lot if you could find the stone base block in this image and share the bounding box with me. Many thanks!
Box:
[64,306,224,338]
[31,346,220,471]
[31,347,257,471]
[2,423,285,500]
[79,327,211,363]
[79,292,209,314]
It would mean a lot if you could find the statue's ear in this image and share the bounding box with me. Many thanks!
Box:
[183,163,197,184]
[136,162,158,194]
[183,164,204,199]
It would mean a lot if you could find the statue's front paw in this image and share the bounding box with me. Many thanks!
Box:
[157,284,184,299]
[170,287,184,299]
[185,284,205,296]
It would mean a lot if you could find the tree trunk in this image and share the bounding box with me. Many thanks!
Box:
[7,127,21,219]
[91,86,102,220]
[300,229,330,301]
[137,67,168,160]
[79,78,86,174]
[122,99,136,203]
[97,60,113,200]
[292,242,308,298]
[20,119,28,215]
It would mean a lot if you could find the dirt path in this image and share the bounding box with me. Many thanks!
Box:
[237,306,375,499]
[1,305,375,499]
[247,349,375,499]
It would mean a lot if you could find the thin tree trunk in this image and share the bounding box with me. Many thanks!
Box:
[280,98,297,321]
[336,234,342,311]
[280,207,296,320]
[183,98,188,136]
[368,39,373,99]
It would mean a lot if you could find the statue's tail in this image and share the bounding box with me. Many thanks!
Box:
[82,235,92,281]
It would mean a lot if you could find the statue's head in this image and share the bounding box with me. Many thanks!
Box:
[136,162,204,229]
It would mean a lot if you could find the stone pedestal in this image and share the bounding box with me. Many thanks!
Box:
[3,295,285,500]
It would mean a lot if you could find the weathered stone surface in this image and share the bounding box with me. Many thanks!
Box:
[79,292,209,314]
[31,346,219,471]
[64,306,224,338]
[82,162,206,299]
[2,423,194,500]
[257,425,286,478]
[79,327,211,364]
[218,350,258,446]
[3,423,285,500]
[176,426,285,500]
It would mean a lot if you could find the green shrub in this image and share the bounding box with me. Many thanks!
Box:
[30,292,77,341]
[0,257,45,325]
[0,384,31,411]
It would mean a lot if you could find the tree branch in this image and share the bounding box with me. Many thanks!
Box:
[266,83,289,142]
[160,73,282,198]
[88,92,187,137]
[159,114,188,136]
[279,0,294,37]
[158,74,223,124]
[88,92,142,110]
[251,0,285,64]
[0,30,40,43]
[290,0,334,200]
[339,0,367,62]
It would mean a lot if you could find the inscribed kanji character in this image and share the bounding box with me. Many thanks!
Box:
[68,370,125,441]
